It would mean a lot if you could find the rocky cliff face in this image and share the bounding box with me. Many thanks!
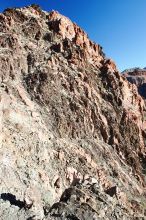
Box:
[123,68,146,99]
[0,5,146,220]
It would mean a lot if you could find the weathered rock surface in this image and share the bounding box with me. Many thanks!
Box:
[123,68,146,99]
[0,4,146,219]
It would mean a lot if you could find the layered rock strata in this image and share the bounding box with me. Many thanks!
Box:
[123,68,146,99]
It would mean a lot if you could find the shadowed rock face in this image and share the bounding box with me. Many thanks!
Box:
[123,68,146,99]
[0,4,146,219]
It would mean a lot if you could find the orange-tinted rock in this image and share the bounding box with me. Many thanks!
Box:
[0,5,146,219]
[47,11,103,65]
[48,11,76,40]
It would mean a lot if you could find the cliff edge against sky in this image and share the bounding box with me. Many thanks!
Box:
[0,5,146,219]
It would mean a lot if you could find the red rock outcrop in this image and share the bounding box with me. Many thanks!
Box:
[0,5,146,219]
[47,10,104,66]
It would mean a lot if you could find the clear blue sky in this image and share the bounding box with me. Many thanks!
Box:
[0,0,146,71]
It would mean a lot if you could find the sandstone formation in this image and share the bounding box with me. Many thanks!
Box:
[0,5,146,219]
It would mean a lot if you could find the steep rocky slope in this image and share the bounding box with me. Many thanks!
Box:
[123,68,146,99]
[0,5,146,219]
